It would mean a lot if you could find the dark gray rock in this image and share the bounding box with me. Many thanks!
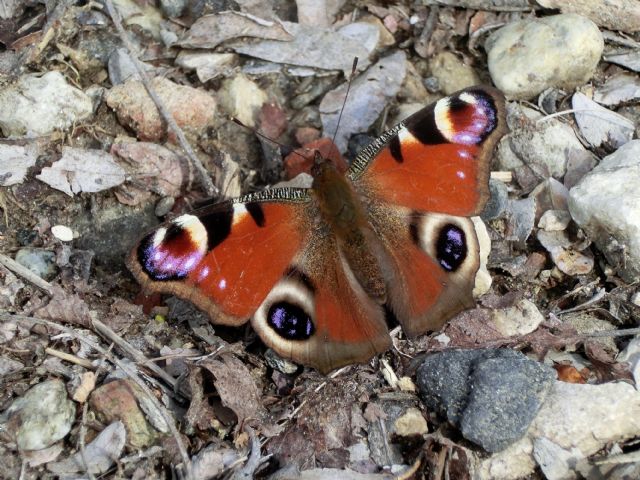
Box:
[461,355,556,452]
[416,349,556,452]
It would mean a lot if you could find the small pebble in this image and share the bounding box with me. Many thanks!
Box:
[51,225,74,242]
[538,210,571,231]
[264,348,299,375]
[394,408,428,437]
[155,197,175,217]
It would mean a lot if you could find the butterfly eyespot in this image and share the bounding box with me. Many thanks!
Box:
[267,301,315,340]
[138,216,208,281]
[436,224,467,272]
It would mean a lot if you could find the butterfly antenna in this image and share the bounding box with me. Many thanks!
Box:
[330,57,359,158]
[231,117,307,161]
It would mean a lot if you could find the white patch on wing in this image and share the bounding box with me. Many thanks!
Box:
[458,92,477,105]
[173,214,208,253]
[398,125,417,146]
[232,203,249,226]
[152,227,167,247]
[434,97,455,142]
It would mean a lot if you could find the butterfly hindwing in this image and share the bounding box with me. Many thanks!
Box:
[350,86,505,336]
[251,230,390,373]
[366,201,482,337]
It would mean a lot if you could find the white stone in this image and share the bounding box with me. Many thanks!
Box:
[533,437,583,480]
[496,105,587,180]
[568,140,640,282]
[473,217,492,297]
[51,225,74,242]
[618,335,640,389]
[486,14,603,99]
[538,210,572,231]
[490,299,545,337]
[0,71,93,137]
[0,144,38,186]
[0,379,75,450]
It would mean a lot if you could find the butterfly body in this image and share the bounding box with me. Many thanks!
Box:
[127,87,506,373]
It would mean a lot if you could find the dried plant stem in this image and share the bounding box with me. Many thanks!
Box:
[45,347,94,369]
[103,0,218,198]
[91,318,185,395]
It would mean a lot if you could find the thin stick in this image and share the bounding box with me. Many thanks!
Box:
[329,57,359,158]
[538,108,633,128]
[78,347,111,480]
[0,253,56,296]
[91,318,185,396]
[415,6,438,57]
[78,401,96,480]
[103,0,218,198]
[2,313,193,480]
[45,347,94,369]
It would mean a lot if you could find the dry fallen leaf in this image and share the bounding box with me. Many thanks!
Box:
[572,92,635,148]
[36,147,126,196]
[111,141,191,205]
[47,421,126,475]
[230,21,372,75]
[200,353,267,425]
[178,11,293,49]
[34,291,92,329]
[553,364,587,384]
[320,50,407,152]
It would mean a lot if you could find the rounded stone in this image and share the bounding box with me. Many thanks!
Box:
[1,379,76,451]
[486,14,603,100]
[429,51,481,95]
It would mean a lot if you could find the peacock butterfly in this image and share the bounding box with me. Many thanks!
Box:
[127,86,507,374]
